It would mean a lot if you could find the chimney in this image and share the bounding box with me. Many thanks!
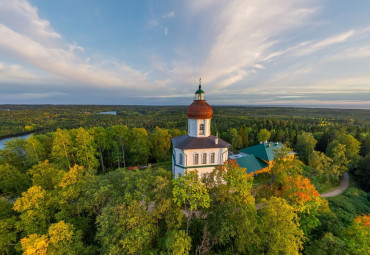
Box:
[215,132,219,145]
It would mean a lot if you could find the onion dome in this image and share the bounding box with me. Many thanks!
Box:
[187,100,213,119]
[186,80,213,119]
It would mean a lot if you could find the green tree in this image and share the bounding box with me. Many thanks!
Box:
[258,197,304,255]
[204,160,259,254]
[355,153,370,192]
[96,200,157,255]
[46,221,86,255]
[169,129,184,138]
[0,198,17,254]
[28,160,65,190]
[108,125,130,168]
[270,147,303,185]
[163,230,192,255]
[296,132,317,164]
[304,232,349,255]
[0,138,27,171]
[74,127,98,173]
[172,170,210,234]
[338,134,360,160]
[228,128,242,152]
[308,150,337,181]
[57,165,93,231]
[257,128,271,142]
[239,125,249,148]
[150,126,172,162]
[343,215,370,255]
[25,135,47,166]
[0,163,30,197]
[359,134,370,156]
[51,129,74,170]
[326,142,349,180]
[338,134,361,168]
[89,127,108,173]
[128,128,150,165]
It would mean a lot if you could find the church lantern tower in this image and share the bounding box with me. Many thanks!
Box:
[186,81,213,138]
[171,79,230,177]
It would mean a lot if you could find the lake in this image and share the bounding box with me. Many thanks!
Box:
[98,111,117,115]
[0,133,32,150]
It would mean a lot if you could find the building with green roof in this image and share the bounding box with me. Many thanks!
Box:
[240,141,283,163]
[232,141,289,175]
[235,154,269,174]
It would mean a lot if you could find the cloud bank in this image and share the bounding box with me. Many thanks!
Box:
[0,0,370,108]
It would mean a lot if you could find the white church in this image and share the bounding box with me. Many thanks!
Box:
[171,81,230,176]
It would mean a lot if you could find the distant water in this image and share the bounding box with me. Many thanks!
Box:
[0,134,32,150]
[98,111,117,115]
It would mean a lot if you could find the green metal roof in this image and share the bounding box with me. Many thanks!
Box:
[236,154,268,173]
[240,142,283,162]
[195,84,204,94]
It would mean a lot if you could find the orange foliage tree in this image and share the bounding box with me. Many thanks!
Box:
[344,214,370,254]
[282,175,321,237]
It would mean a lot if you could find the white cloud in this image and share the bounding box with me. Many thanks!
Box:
[162,11,175,18]
[0,0,61,43]
[0,92,67,100]
[326,45,370,61]
[0,24,144,88]
[296,30,355,56]
[189,0,318,89]
[253,64,265,70]
[0,62,40,82]
[164,26,168,36]
[0,0,167,92]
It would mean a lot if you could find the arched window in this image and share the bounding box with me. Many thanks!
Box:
[194,153,199,165]
[210,152,215,163]
[199,124,204,135]
[202,153,207,164]
[179,153,183,165]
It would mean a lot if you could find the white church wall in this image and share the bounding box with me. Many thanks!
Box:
[173,147,228,177]
[188,119,211,137]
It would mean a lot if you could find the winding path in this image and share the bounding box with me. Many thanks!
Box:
[320,172,349,198]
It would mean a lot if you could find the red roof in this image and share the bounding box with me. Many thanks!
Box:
[186,100,213,119]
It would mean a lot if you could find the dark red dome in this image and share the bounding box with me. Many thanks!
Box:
[186,100,213,119]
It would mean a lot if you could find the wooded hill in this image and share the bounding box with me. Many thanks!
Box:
[0,105,369,254]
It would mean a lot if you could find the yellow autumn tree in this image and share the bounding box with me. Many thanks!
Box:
[21,221,86,255]
[21,234,49,255]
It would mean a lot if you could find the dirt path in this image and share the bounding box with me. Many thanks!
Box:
[320,172,349,198]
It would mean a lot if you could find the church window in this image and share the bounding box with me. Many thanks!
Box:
[210,153,215,163]
[179,154,183,165]
[194,153,199,165]
[199,124,204,135]
[202,153,207,164]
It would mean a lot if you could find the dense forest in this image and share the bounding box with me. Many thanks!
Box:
[0,105,369,254]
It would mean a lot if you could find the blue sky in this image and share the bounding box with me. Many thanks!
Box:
[1,0,370,108]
